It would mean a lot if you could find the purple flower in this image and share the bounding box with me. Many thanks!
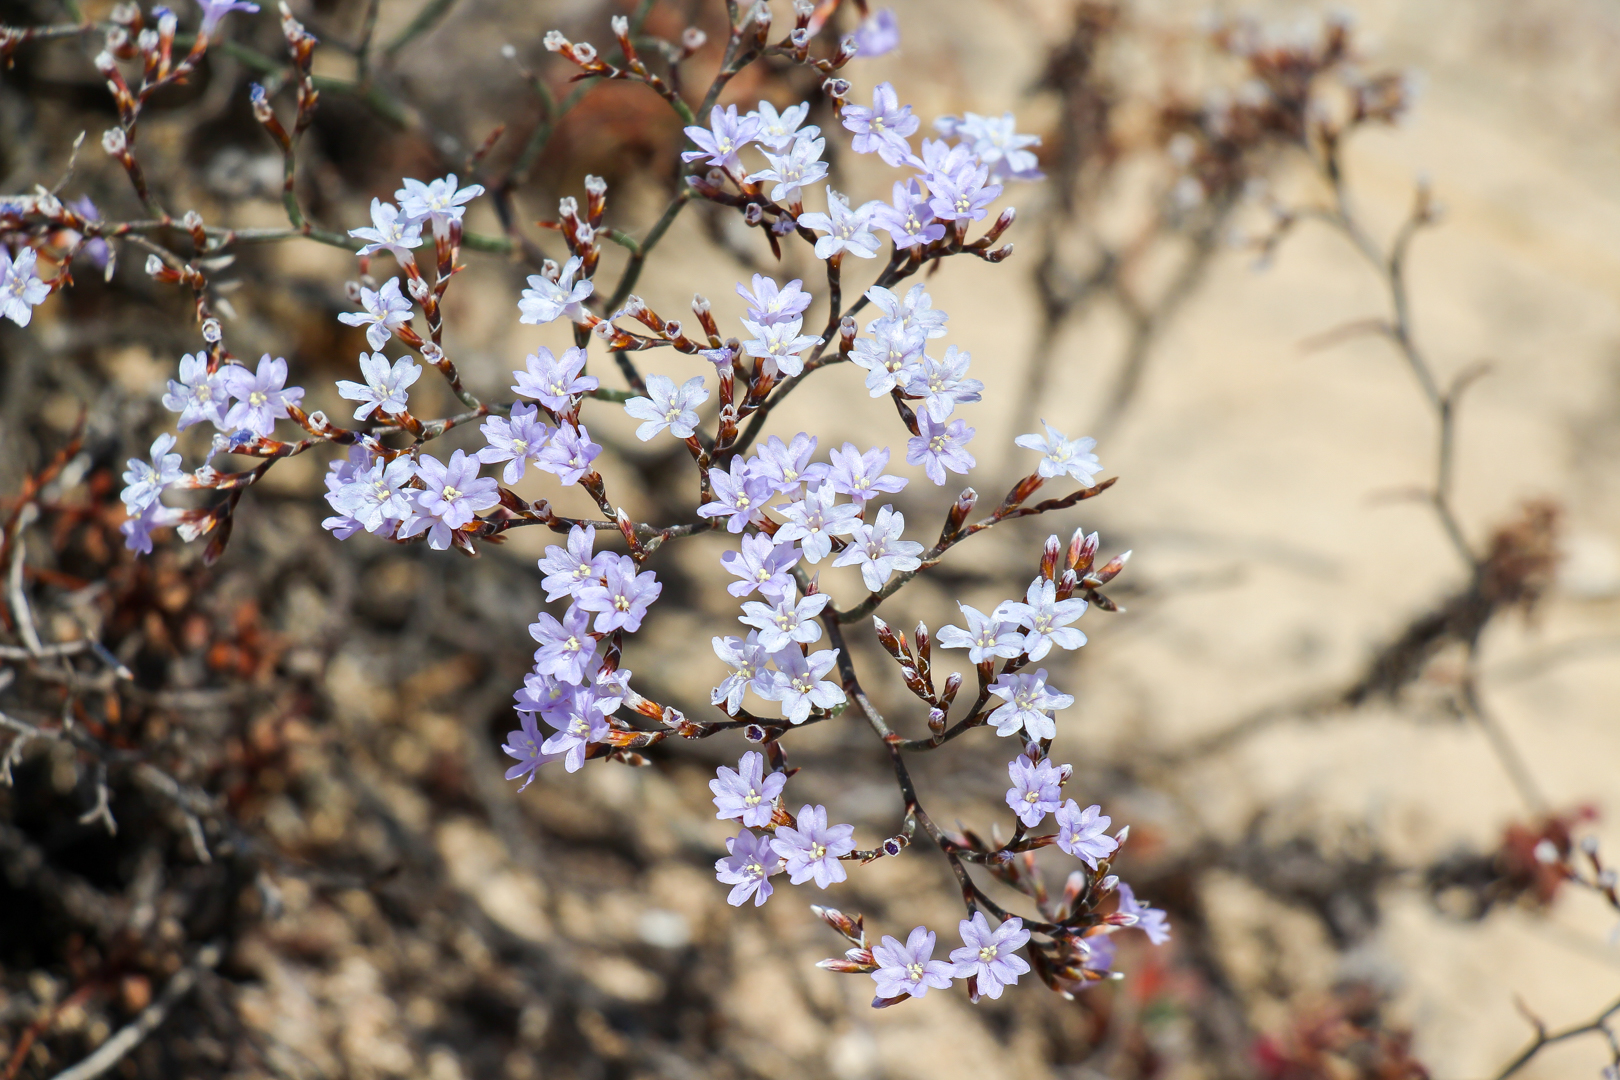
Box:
[530,602,597,685]
[400,449,499,549]
[740,317,821,378]
[773,481,860,563]
[796,190,882,261]
[871,178,945,250]
[711,750,787,828]
[337,277,413,350]
[395,173,484,238]
[852,8,900,58]
[220,354,303,436]
[736,274,813,325]
[825,443,907,504]
[120,433,184,513]
[928,161,1002,223]
[0,246,50,327]
[935,603,1023,664]
[711,632,773,714]
[749,433,827,495]
[503,711,564,791]
[715,828,780,907]
[576,554,662,633]
[840,81,918,166]
[1055,800,1117,869]
[337,352,421,420]
[1005,755,1066,827]
[949,913,1030,999]
[721,533,800,598]
[834,504,923,592]
[1015,422,1101,485]
[765,647,845,724]
[477,403,552,483]
[1116,882,1172,945]
[349,198,423,263]
[162,351,230,430]
[850,321,925,397]
[938,111,1043,182]
[1000,575,1087,661]
[739,585,828,652]
[328,450,415,534]
[871,926,954,1001]
[519,256,594,325]
[772,804,856,887]
[698,456,774,533]
[536,422,601,486]
[986,668,1072,741]
[866,282,949,339]
[748,100,816,152]
[681,104,762,171]
[513,345,598,412]
[904,344,983,422]
[906,415,976,486]
[623,374,708,441]
[196,0,258,35]
[746,135,828,204]
[538,525,614,602]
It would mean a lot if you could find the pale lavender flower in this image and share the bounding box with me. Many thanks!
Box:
[866,282,948,338]
[530,603,597,685]
[935,603,1023,664]
[336,352,421,420]
[904,344,983,421]
[715,828,780,907]
[1116,882,1172,945]
[196,0,258,35]
[576,554,662,633]
[519,256,594,325]
[746,135,828,204]
[623,374,708,441]
[986,668,1072,741]
[162,352,230,430]
[849,321,925,396]
[797,190,882,260]
[539,696,610,773]
[401,449,499,549]
[928,161,1002,223]
[748,100,816,152]
[871,926,954,1001]
[711,750,786,828]
[749,432,827,494]
[681,104,762,171]
[938,111,1044,182]
[906,415,976,485]
[337,277,413,350]
[1005,755,1066,827]
[539,525,614,602]
[834,504,922,592]
[349,199,422,263]
[0,246,51,327]
[512,345,598,411]
[739,586,828,651]
[395,173,484,238]
[698,456,774,533]
[948,913,1030,1000]
[711,632,773,714]
[766,646,846,725]
[1001,575,1088,661]
[773,481,861,563]
[1055,800,1117,869]
[536,422,601,486]
[840,81,918,166]
[721,533,800,598]
[220,354,303,436]
[1015,421,1101,485]
[871,178,945,249]
[772,803,856,887]
[120,433,184,513]
[825,443,907,504]
[477,403,552,483]
[331,452,416,534]
[740,317,821,378]
[852,8,900,58]
[736,274,812,325]
[503,711,564,791]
